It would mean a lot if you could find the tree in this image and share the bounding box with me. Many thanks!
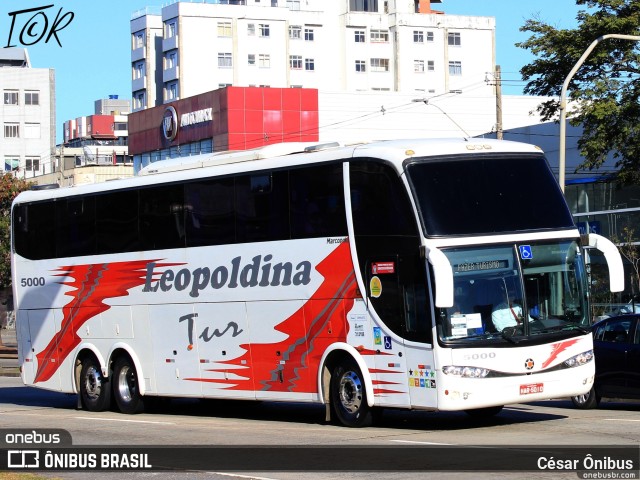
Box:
[0,173,32,288]
[517,0,640,184]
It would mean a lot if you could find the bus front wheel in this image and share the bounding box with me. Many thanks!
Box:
[79,356,110,412]
[571,386,600,409]
[330,358,373,428]
[112,356,144,414]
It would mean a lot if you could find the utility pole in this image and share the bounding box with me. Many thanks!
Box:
[559,34,640,193]
[495,65,503,140]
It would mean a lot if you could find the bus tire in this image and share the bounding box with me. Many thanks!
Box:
[465,405,503,417]
[79,356,110,412]
[112,356,144,414]
[330,357,373,428]
[571,386,600,409]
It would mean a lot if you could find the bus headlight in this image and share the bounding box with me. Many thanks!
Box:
[563,350,593,368]
[442,366,490,378]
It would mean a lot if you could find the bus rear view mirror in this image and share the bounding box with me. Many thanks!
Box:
[586,233,625,293]
[422,245,454,308]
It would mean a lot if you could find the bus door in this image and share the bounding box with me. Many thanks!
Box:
[150,304,203,397]
[20,309,62,390]
[150,302,252,398]
[195,302,252,399]
[396,254,437,410]
[365,253,433,408]
[365,255,409,407]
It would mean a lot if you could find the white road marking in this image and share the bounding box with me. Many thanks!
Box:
[74,416,175,425]
[213,474,281,480]
[390,439,453,445]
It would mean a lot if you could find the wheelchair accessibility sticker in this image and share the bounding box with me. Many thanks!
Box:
[519,245,533,260]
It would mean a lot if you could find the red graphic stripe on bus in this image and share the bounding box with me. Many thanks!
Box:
[372,380,402,385]
[198,241,357,393]
[373,388,406,395]
[33,260,172,383]
[541,338,579,369]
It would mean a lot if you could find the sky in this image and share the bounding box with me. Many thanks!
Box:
[0,0,584,143]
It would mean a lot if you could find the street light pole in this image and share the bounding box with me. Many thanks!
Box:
[559,34,640,193]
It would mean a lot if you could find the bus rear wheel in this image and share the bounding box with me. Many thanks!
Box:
[79,356,110,412]
[330,358,373,427]
[112,356,144,414]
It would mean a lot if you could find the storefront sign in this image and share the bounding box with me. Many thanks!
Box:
[180,108,213,127]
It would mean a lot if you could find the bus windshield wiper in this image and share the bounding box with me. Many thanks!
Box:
[563,324,590,334]
[500,326,521,344]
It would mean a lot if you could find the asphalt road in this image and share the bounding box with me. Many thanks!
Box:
[1,376,639,480]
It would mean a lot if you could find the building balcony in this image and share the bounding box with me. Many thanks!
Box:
[163,65,179,83]
[132,76,147,92]
[163,35,178,52]
[131,47,145,62]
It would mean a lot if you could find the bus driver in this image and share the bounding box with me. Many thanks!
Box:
[491,283,523,331]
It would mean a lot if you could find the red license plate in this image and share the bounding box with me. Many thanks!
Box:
[520,383,544,395]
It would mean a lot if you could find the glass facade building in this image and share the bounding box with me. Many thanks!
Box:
[566,179,640,320]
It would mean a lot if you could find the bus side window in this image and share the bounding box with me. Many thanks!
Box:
[236,171,289,243]
[290,163,347,239]
[402,258,431,344]
[350,160,431,344]
[56,197,96,257]
[13,202,56,260]
[96,190,140,254]
[185,177,235,247]
[139,184,185,250]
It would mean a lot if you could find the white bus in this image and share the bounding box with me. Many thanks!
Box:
[11,138,624,427]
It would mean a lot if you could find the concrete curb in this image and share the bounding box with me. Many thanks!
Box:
[0,366,20,377]
[0,327,19,377]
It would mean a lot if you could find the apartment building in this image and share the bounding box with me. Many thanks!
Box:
[130,0,495,110]
[35,97,136,187]
[0,48,56,179]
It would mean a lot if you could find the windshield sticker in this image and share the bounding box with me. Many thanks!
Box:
[369,276,382,298]
[371,262,395,274]
[519,245,533,260]
[450,313,483,337]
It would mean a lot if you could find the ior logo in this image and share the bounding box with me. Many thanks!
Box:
[524,358,535,370]
[162,105,178,141]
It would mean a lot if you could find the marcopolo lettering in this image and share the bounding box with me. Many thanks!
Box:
[143,254,312,297]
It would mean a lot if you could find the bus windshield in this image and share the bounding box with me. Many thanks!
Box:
[436,240,589,344]
[405,154,575,237]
